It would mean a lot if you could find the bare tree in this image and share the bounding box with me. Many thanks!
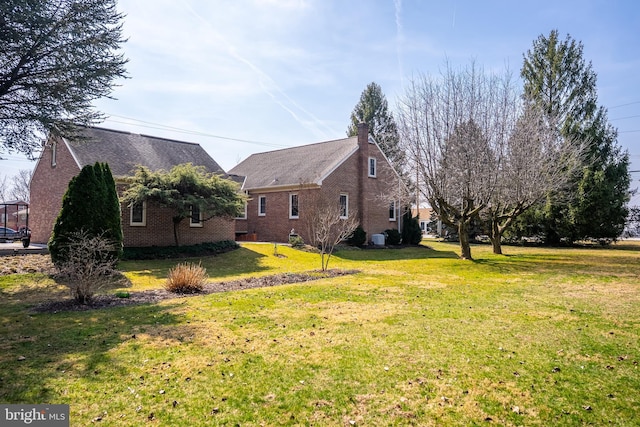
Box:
[54,230,120,304]
[398,62,519,259]
[307,193,359,271]
[9,169,32,202]
[0,174,8,202]
[485,106,585,254]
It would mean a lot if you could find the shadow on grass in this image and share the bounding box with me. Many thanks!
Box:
[0,301,187,403]
[474,250,640,276]
[334,245,459,262]
[119,246,270,281]
[0,272,135,312]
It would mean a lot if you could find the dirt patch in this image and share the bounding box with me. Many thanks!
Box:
[32,269,358,313]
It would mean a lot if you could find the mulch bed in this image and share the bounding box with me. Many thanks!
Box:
[0,254,56,276]
[31,269,358,313]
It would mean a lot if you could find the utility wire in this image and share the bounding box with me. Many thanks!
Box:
[611,114,640,121]
[103,114,290,149]
[610,101,640,109]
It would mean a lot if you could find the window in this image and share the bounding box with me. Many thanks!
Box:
[289,193,299,219]
[130,201,146,226]
[51,141,57,167]
[190,204,203,227]
[368,157,377,178]
[258,195,266,216]
[339,194,348,219]
[389,201,397,221]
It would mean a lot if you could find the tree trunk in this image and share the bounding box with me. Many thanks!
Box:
[458,220,473,260]
[490,218,503,255]
[173,217,181,246]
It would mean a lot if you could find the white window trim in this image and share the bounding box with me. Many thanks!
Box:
[368,157,377,178]
[258,195,266,216]
[339,193,349,219]
[289,193,299,219]
[389,200,397,222]
[190,205,203,227]
[130,201,146,226]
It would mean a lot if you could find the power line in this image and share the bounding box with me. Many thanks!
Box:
[611,114,640,121]
[610,101,640,109]
[103,114,290,149]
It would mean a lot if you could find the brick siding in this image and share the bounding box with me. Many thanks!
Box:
[29,136,81,244]
[237,124,401,243]
[30,135,235,246]
[121,198,235,247]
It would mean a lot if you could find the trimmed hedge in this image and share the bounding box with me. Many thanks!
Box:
[122,240,239,260]
[348,225,367,247]
[385,228,402,245]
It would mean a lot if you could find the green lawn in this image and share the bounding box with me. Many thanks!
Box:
[1,241,639,426]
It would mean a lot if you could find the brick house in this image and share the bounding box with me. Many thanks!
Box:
[228,123,404,243]
[30,127,237,246]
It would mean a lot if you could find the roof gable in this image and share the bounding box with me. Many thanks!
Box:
[228,136,358,190]
[64,127,225,177]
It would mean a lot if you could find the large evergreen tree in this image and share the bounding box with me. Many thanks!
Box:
[347,82,404,172]
[0,0,127,157]
[49,162,123,265]
[520,30,631,243]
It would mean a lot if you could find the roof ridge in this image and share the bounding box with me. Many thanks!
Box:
[81,126,201,146]
[247,135,357,158]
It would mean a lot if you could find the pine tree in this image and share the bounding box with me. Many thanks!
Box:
[0,0,127,157]
[520,30,631,244]
[49,162,123,265]
[347,82,404,172]
[401,210,423,245]
[96,163,124,257]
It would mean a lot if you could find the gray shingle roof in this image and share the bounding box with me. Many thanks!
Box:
[228,136,359,190]
[65,127,226,177]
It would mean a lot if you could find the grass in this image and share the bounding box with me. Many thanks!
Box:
[0,240,639,426]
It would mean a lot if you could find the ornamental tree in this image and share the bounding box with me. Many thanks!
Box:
[398,62,517,259]
[121,163,246,246]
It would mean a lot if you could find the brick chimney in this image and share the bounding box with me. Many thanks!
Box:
[356,122,369,237]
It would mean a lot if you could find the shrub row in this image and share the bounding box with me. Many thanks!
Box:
[122,240,239,260]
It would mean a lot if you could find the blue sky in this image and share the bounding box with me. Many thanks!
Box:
[3,0,639,204]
